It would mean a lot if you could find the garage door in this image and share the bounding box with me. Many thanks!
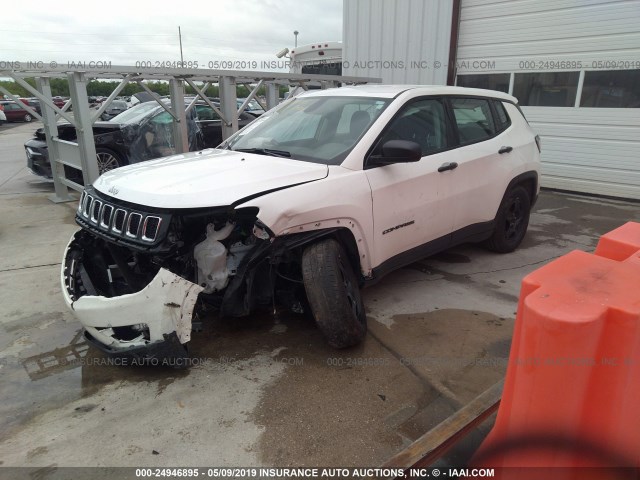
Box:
[455,0,640,200]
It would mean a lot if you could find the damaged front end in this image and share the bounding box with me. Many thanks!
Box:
[61,187,294,362]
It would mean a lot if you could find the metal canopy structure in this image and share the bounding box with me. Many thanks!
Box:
[0,64,380,203]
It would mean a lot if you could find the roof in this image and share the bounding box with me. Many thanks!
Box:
[301,84,518,103]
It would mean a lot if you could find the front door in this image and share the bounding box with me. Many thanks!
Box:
[365,97,456,270]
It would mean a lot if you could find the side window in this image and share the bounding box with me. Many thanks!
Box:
[450,97,496,145]
[195,105,219,121]
[493,100,511,132]
[377,99,448,157]
[150,111,173,125]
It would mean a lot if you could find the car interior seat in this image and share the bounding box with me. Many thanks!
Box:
[350,110,371,138]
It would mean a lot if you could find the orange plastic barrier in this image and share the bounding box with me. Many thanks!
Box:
[472,222,640,474]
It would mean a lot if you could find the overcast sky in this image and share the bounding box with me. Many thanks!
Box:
[3,0,343,68]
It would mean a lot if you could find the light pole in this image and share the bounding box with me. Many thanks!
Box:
[293,30,299,48]
[178,26,184,65]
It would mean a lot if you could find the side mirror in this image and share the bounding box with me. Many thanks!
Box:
[369,140,422,166]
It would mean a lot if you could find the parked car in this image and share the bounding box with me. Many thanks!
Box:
[52,96,69,109]
[237,98,266,116]
[100,100,129,120]
[25,99,255,179]
[129,91,158,107]
[61,85,541,362]
[0,108,6,126]
[0,101,35,122]
[20,98,41,115]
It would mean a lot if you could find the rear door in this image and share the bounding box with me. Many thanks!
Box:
[3,102,22,121]
[445,97,516,237]
[365,97,456,269]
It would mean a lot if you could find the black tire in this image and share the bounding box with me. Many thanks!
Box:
[96,148,124,175]
[485,185,531,253]
[24,114,33,123]
[301,238,367,348]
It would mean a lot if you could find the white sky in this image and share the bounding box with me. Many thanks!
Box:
[2,0,343,68]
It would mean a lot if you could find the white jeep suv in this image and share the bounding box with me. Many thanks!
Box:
[62,85,541,362]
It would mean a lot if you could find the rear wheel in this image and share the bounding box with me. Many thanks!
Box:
[301,238,367,348]
[485,185,531,253]
[24,114,33,122]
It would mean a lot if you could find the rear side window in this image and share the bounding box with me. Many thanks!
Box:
[493,100,511,132]
[195,104,220,121]
[450,97,495,145]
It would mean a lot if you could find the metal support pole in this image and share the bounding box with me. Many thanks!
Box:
[238,80,264,114]
[184,79,225,120]
[37,77,73,203]
[185,81,210,114]
[7,73,75,125]
[265,83,279,110]
[169,78,189,154]
[67,72,100,185]
[91,74,135,123]
[219,76,238,140]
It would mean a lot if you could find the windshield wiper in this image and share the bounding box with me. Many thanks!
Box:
[234,148,291,158]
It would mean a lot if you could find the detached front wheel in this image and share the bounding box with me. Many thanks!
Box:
[302,238,367,348]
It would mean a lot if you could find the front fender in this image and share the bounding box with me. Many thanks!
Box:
[236,165,374,276]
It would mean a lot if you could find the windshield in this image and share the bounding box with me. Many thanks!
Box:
[110,101,159,124]
[225,96,390,165]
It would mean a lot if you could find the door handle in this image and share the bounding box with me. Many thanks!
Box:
[438,162,458,172]
[499,146,513,154]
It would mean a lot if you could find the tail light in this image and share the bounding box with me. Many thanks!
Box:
[0,104,4,111]
[535,135,542,153]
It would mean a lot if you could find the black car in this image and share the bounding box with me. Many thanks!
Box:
[99,100,129,120]
[25,100,255,179]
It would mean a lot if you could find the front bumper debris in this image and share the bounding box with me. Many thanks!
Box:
[62,234,204,357]
[83,330,191,365]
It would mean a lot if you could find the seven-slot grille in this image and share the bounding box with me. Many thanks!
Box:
[77,191,162,243]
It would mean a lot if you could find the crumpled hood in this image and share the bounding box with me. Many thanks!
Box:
[93,148,328,208]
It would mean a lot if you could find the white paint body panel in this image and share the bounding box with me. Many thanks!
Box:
[241,86,533,273]
[93,149,328,209]
[450,103,540,231]
[238,165,376,274]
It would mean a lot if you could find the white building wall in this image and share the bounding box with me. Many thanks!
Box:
[456,0,640,199]
[342,0,453,85]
